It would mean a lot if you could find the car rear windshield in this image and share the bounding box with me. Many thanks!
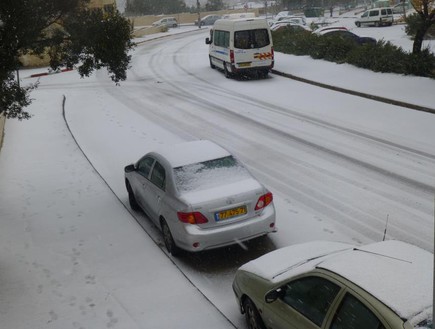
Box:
[234,29,270,49]
[174,156,251,193]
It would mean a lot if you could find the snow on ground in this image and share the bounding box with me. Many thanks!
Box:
[0,17,434,329]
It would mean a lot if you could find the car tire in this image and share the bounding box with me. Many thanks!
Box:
[375,21,380,27]
[243,298,266,329]
[126,181,140,211]
[355,21,361,27]
[224,63,232,79]
[209,56,216,69]
[161,219,181,257]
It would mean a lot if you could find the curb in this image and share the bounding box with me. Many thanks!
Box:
[271,69,435,114]
[29,67,74,78]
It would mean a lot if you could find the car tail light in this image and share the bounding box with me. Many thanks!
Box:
[271,47,274,59]
[177,212,208,224]
[255,192,273,210]
[230,49,235,64]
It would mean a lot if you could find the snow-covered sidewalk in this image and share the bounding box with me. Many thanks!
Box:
[0,93,235,329]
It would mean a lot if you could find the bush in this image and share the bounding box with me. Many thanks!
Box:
[272,29,435,79]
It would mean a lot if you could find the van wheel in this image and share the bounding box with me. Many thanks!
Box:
[224,63,232,79]
[259,70,269,79]
[375,21,380,27]
[209,56,215,69]
[355,21,361,27]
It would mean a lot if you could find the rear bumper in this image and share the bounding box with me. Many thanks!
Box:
[231,61,274,73]
[173,205,276,252]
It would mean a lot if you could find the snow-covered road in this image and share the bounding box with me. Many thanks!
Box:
[1,24,434,329]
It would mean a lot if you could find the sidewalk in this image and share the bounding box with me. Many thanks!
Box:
[0,93,235,329]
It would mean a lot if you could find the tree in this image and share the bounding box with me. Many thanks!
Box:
[0,0,134,120]
[205,0,224,11]
[125,0,186,15]
[410,0,435,53]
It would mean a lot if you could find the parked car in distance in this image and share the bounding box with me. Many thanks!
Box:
[276,15,307,25]
[392,1,413,14]
[195,14,221,26]
[270,22,311,32]
[315,27,377,45]
[152,17,178,28]
[124,140,276,256]
[233,240,433,329]
[355,7,394,27]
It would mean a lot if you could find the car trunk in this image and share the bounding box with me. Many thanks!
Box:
[179,178,266,228]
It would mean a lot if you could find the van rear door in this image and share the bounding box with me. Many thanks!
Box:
[233,29,273,69]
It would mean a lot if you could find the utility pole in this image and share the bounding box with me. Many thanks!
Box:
[197,0,201,29]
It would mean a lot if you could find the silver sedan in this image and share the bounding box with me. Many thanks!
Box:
[124,140,276,256]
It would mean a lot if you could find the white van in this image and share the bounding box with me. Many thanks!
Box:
[355,8,394,27]
[205,18,274,78]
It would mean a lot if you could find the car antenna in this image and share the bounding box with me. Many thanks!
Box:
[382,214,389,241]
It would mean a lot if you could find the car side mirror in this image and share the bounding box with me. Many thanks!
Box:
[205,37,211,45]
[124,164,136,173]
[265,289,281,303]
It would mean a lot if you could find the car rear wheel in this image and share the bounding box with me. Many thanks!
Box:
[243,298,266,329]
[355,21,361,27]
[161,219,181,257]
[126,181,140,211]
[224,63,232,79]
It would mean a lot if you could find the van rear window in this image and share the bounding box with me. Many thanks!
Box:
[234,29,270,49]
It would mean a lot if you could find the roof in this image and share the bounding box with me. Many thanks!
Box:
[148,140,231,168]
[240,240,433,321]
[317,240,433,320]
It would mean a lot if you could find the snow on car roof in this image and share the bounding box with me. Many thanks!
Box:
[240,241,353,281]
[240,240,433,322]
[150,140,231,168]
[317,240,433,320]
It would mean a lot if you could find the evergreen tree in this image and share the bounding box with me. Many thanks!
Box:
[205,0,224,11]
[0,0,134,119]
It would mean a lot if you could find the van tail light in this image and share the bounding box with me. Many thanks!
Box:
[255,192,273,210]
[177,212,208,224]
[230,49,235,64]
[271,47,274,60]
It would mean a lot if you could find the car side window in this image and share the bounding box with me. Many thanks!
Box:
[370,10,379,17]
[150,161,166,190]
[330,293,385,329]
[282,276,340,327]
[137,156,155,178]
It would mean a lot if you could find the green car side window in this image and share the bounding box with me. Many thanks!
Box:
[331,293,385,329]
[282,276,340,327]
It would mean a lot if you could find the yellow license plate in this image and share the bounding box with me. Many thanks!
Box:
[238,62,251,67]
[215,206,247,221]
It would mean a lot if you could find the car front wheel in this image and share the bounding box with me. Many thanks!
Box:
[161,219,181,257]
[243,298,266,329]
[126,181,140,211]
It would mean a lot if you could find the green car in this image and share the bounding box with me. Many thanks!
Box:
[233,240,433,329]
